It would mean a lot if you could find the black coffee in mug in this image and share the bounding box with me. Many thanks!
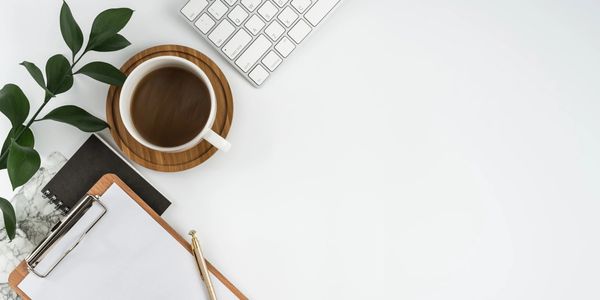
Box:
[130,67,211,148]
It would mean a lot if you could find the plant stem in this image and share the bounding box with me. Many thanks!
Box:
[0,53,85,162]
[72,51,86,68]
[0,100,49,162]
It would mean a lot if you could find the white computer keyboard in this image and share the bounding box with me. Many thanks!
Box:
[180,0,341,87]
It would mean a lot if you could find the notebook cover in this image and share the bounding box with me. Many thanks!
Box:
[42,134,171,214]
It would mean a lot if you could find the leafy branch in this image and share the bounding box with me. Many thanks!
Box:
[0,2,134,240]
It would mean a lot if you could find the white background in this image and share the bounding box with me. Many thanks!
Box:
[1,0,600,299]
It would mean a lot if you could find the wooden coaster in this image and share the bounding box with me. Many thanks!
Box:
[106,45,234,172]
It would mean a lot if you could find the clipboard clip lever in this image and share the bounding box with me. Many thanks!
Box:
[25,194,107,278]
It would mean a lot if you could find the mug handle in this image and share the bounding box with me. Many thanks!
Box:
[204,129,231,152]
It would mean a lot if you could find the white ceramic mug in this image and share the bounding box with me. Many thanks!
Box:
[119,56,230,153]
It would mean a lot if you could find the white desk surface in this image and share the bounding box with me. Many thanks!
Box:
[2,0,600,299]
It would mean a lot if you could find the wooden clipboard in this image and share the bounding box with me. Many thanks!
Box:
[8,173,247,300]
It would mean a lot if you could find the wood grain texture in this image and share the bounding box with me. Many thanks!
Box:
[9,174,247,300]
[106,45,234,172]
[8,261,29,300]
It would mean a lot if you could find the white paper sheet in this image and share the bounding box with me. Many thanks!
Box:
[19,184,238,300]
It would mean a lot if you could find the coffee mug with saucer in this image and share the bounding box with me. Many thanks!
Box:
[119,56,231,153]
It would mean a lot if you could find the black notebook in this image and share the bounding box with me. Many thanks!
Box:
[42,134,171,215]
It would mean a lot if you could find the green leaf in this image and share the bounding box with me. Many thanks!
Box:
[92,34,131,52]
[60,1,84,57]
[0,126,34,170]
[0,84,29,128]
[7,139,40,190]
[40,105,108,132]
[75,62,126,86]
[86,8,133,52]
[20,62,44,90]
[45,54,73,96]
[0,197,16,241]
[20,61,55,99]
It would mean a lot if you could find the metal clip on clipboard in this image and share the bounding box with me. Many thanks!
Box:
[25,195,107,278]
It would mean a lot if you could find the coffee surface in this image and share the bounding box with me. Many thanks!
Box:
[131,67,211,148]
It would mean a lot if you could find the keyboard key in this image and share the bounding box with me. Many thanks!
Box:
[291,0,311,13]
[208,0,228,19]
[241,0,261,11]
[288,19,311,43]
[275,36,295,57]
[180,0,342,87]
[305,0,340,26]
[258,1,278,21]
[208,20,236,46]
[195,13,216,33]
[228,5,249,25]
[236,35,272,72]
[249,65,269,85]
[278,7,298,27]
[273,0,287,7]
[265,21,285,41]
[262,51,282,71]
[245,15,266,35]
[181,0,208,21]
[222,29,252,59]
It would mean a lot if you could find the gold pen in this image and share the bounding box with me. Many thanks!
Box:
[189,230,217,300]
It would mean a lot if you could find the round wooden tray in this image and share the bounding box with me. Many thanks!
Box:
[106,45,234,172]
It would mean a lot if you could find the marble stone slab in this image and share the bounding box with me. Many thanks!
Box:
[0,153,67,300]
